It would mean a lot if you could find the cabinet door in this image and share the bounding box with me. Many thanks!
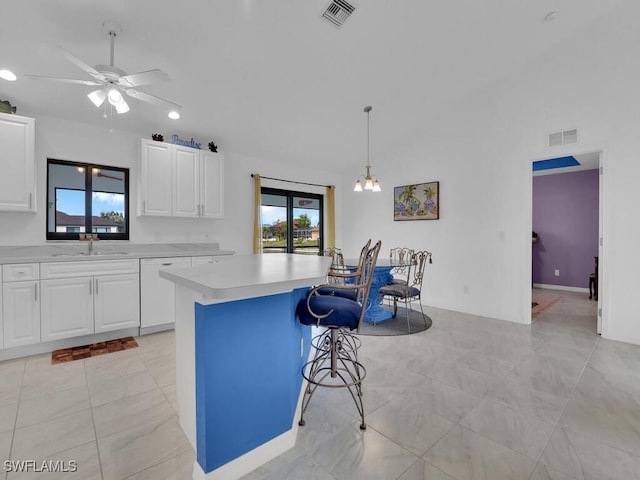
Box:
[140,257,191,328]
[173,145,200,217]
[41,278,93,341]
[140,139,172,216]
[2,281,40,347]
[94,273,140,333]
[0,113,35,212]
[200,152,224,218]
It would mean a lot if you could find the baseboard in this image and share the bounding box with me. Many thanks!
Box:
[533,283,589,294]
[140,323,175,335]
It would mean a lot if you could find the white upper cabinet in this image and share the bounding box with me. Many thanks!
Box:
[200,151,224,218]
[0,113,36,212]
[173,145,200,217]
[139,139,224,218]
[139,139,172,216]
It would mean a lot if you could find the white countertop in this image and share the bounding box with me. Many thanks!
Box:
[160,253,332,302]
[0,243,234,264]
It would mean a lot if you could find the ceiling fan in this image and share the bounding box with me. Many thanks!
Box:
[25,23,181,119]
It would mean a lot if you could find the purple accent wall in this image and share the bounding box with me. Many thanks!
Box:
[532,170,599,288]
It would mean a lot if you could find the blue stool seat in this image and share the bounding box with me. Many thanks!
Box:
[315,286,358,301]
[297,294,361,330]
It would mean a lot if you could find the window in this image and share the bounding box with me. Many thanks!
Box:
[47,159,129,240]
[260,188,323,254]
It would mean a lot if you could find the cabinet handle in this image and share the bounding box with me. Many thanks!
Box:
[162,263,173,266]
[89,279,92,295]
[34,283,38,301]
[95,278,99,295]
[29,193,33,210]
[143,200,146,213]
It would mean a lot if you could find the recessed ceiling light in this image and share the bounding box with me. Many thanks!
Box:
[168,111,180,120]
[0,69,17,81]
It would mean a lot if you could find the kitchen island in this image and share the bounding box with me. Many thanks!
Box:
[160,253,332,480]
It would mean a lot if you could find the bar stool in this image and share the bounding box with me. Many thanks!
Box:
[296,240,381,430]
[317,239,371,300]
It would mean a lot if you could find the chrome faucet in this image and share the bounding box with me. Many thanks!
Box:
[81,233,98,254]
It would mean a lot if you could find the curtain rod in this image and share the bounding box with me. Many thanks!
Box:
[251,174,332,189]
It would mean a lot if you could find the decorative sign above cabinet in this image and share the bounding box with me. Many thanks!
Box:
[172,134,201,149]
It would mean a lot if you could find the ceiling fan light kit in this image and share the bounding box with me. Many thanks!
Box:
[87,89,106,107]
[25,22,181,120]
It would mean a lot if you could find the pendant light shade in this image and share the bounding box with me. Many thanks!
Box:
[353,105,381,192]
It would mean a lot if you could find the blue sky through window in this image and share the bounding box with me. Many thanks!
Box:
[261,205,319,226]
[57,189,125,216]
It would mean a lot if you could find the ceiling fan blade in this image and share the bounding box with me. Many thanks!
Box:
[118,69,169,87]
[45,42,107,82]
[124,88,181,110]
[23,73,102,86]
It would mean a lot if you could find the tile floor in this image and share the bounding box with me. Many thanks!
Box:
[1,290,640,479]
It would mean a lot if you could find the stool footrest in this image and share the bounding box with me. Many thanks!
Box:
[298,327,367,430]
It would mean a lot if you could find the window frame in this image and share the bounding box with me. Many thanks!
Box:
[46,158,130,241]
[260,187,324,254]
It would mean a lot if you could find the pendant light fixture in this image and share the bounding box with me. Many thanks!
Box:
[354,106,381,192]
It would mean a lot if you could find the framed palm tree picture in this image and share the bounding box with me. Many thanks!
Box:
[394,181,439,220]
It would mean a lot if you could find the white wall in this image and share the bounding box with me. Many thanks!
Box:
[341,0,640,345]
[0,116,344,255]
[3,2,639,345]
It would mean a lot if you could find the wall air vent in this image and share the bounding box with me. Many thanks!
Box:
[322,0,355,28]
[548,128,578,147]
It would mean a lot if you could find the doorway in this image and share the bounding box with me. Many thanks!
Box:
[530,150,602,333]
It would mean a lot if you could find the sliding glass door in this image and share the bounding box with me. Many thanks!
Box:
[260,188,323,254]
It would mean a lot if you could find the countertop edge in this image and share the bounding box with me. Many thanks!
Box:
[0,249,235,265]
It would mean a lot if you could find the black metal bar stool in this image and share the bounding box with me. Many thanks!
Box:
[296,240,381,430]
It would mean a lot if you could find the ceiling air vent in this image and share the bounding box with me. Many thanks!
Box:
[548,128,578,147]
[322,0,355,28]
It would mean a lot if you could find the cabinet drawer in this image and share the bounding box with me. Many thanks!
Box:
[3,263,39,282]
[41,259,139,279]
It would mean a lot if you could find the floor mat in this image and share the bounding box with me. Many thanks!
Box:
[51,336,138,364]
[358,307,432,336]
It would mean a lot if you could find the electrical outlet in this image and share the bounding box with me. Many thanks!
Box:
[554,269,560,276]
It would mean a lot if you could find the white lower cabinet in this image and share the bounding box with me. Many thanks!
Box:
[40,260,139,342]
[140,257,191,330]
[2,263,40,348]
[41,277,93,341]
[94,274,140,333]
